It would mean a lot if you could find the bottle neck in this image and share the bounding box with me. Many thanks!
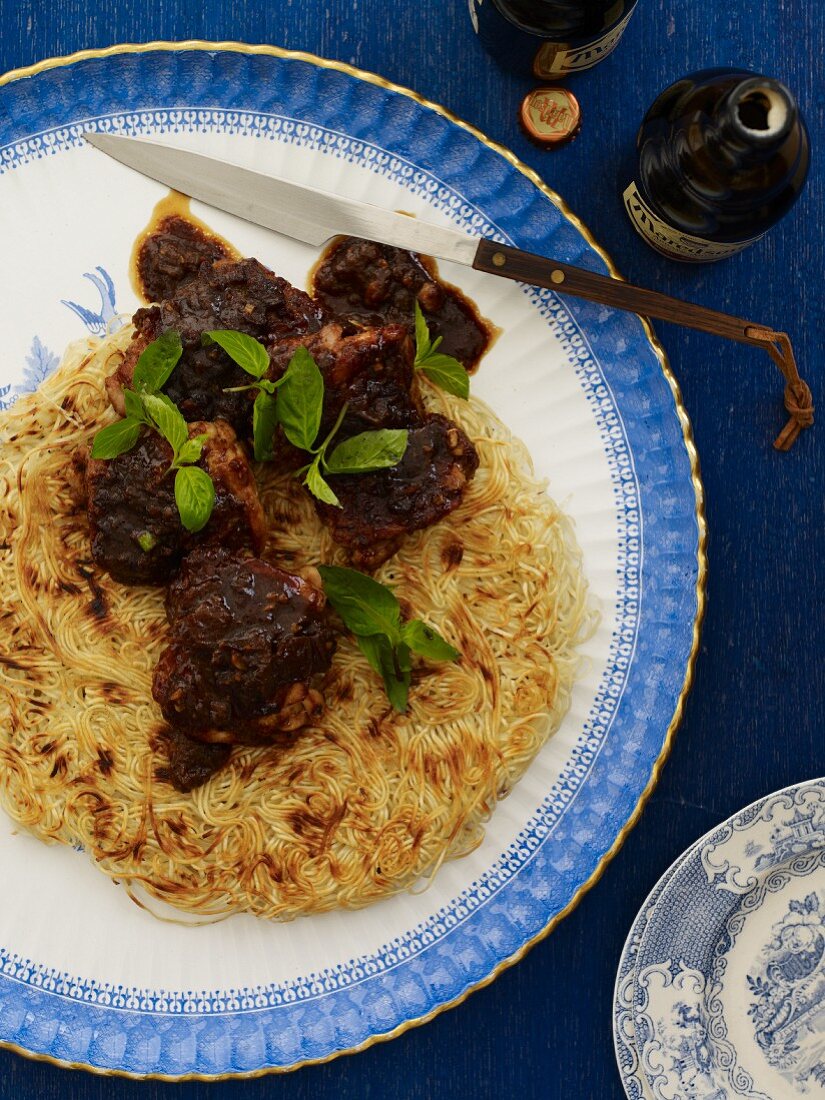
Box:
[711,77,796,165]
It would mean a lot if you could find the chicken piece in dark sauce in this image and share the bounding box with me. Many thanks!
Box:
[152,547,336,765]
[108,258,329,432]
[156,727,232,794]
[131,191,241,304]
[316,414,479,569]
[268,321,420,461]
[135,214,235,304]
[76,420,265,585]
[313,237,492,371]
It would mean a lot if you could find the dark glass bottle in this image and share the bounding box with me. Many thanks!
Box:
[624,69,810,262]
[470,0,638,78]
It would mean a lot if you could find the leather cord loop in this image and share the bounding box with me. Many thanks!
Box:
[744,326,814,451]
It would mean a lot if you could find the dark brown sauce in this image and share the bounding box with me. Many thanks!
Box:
[132,203,497,375]
[130,192,241,303]
[310,235,498,372]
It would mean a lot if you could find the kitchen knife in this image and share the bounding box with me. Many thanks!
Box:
[84,132,811,449]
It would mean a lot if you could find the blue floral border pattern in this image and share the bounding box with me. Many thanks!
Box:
[0,48,699,1076]
[613,840,703,1100]
[633,780,825,1100]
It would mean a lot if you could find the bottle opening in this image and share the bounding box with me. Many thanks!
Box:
[738,93,771,131]
[735,87,789,138]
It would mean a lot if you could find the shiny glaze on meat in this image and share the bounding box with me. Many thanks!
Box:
[77,421,265,584]
[316,414,479,569]
[152,547,336,743]
[156,727,231,793]
[135,216,234,303]
[108,258,328,432]
[312,236,493,370]
[130,191,240,303]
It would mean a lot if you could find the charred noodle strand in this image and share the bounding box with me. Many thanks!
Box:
[0,330,591,920]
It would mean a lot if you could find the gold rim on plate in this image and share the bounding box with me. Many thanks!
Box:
[0,38,707,1082]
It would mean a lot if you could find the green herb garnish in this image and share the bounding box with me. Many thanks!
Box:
[203,330,279,462]
[277,348,408,508]
[90,417,143,460]
[318,564,460,712]
[205,330,410,501]
[141,394,215,533]
[91,331,184,461]
[90,332,215,535]
[131,329,183,394]
[413,301,470,399]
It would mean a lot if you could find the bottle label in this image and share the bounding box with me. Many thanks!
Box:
[533,7,635,76]
[622,182,763,262]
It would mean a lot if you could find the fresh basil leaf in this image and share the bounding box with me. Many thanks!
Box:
[401,619,460,662]
[355,631,389,678]
[356,634,410,713]
[419,355,470,399]
[132,330,183,393]
[137,531,157,552]
[324,428,408,475]
[276,346,324,452]
[413,301,432,360]
[122,388,147,422]
[202,330,270,380]
[304,460,340,507]
[413,302,469,398]
[91,417,143,460]
[317,564,402,639]
[176,437,205,467]
[252,390,279,462]
[141,393,189,455]
[174,465,215,533]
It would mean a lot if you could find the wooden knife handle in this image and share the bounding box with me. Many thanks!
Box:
[473,239,762,345]
[471,239,813,450]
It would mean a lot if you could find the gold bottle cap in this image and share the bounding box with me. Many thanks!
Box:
[519,87,581,148]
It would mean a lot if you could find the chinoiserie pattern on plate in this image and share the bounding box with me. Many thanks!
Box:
[628,780,825,1100]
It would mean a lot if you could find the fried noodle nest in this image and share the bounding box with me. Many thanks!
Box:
[0,328,589,920]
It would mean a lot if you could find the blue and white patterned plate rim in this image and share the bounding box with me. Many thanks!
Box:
[0,45,702,1077]
[632,777,825,1100]
[613,837,704,1099]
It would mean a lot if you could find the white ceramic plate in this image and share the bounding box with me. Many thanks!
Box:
[0,43,704,1078]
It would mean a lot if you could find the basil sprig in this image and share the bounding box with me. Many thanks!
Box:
[140,395,215,534]
[203,330,279,461]
[90,333,215,535]
[275,346,408,508]
[92,331,184,460]
[206,330,410,502]
[413,301,469,399]
[318,564,460,713]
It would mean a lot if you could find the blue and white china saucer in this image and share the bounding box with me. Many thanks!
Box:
[614,841,701,1099]
[633,779,825,1099]
[0,43,704,1078]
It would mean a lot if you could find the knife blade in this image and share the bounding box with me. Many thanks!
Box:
[84,132,478,266]
[83,132,809,449]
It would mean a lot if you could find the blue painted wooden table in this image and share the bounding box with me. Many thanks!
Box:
[0,1,821,1097]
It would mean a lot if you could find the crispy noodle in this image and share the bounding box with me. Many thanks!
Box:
[0,327,592,921]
